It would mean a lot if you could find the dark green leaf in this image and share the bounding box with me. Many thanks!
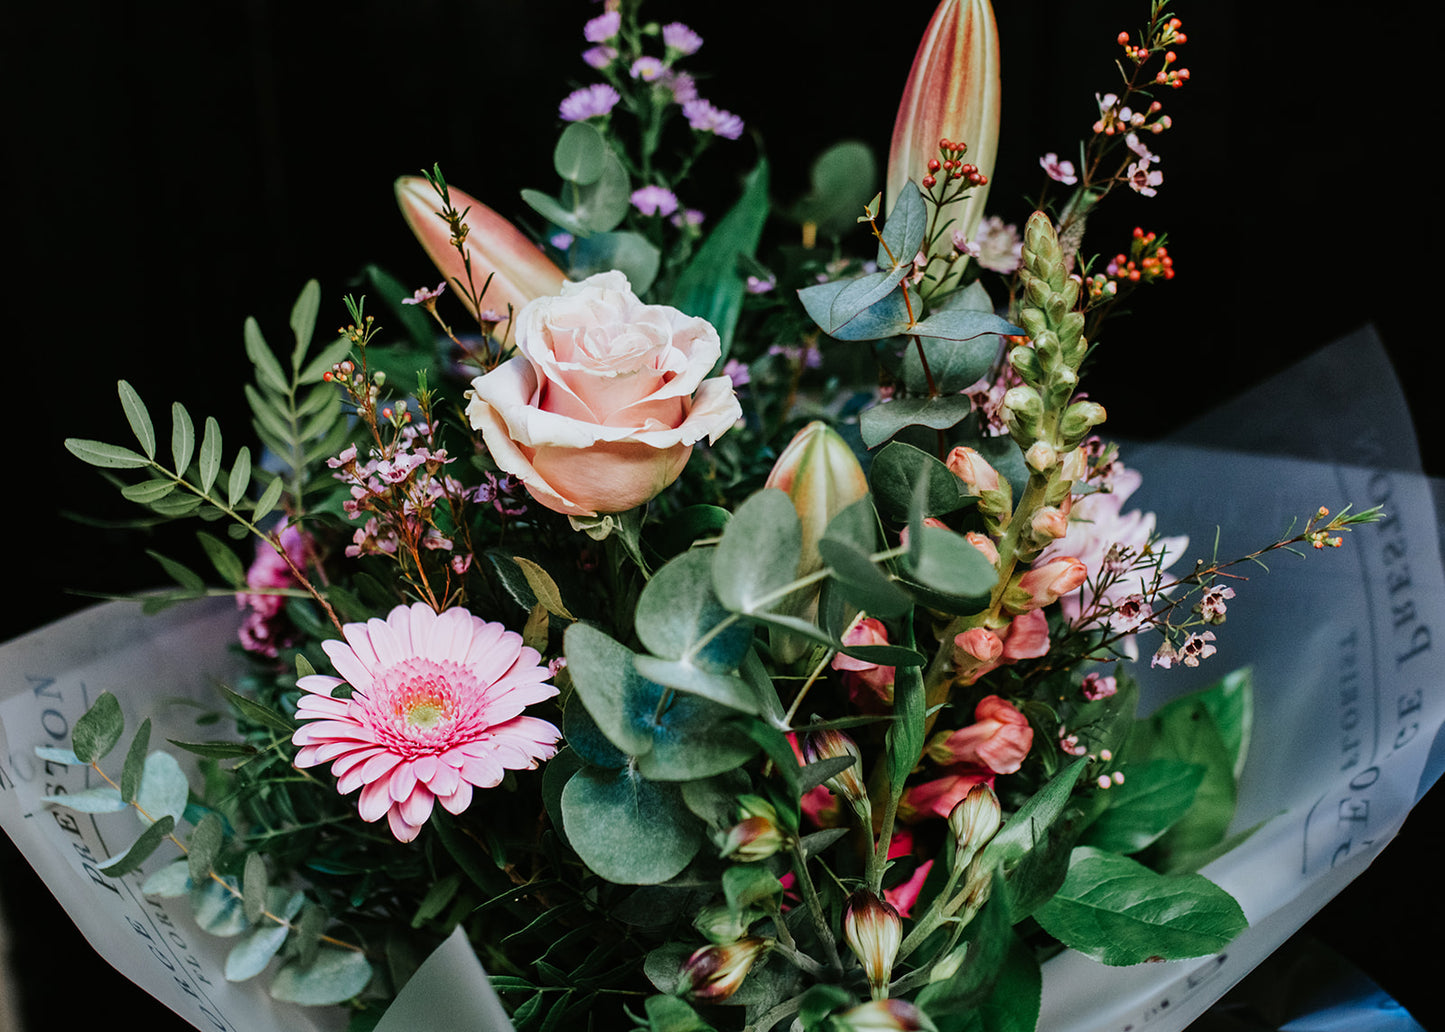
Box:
[902,522,996,602]
[121,478,178,504]
[171,402,195,473]
[244,317,290,395]
[1083,760,1206,855]
[65,438,152,469]
[168,739,259,759]
[869,441,973,523]
[199,417,222,493]
[570,231,661,295]
[554,121,607,185]
[789,141,876,240]
[918,870,1011,1013]
[252,476,285,523]
[980,758,1087,874]
[221,683,296,735]
[288,279,321,368]
[859,394,975,448]
[562,623,656,757]
[559,766,703,885]
[120,718,152,803]
[1031,847,1247,965]
[879,183,928,271]
[99,816,175,876]
[934,930,1041,1032]
[636,548,752,674]
[227,446,253,507]
[197,531,246,588]
[72,692,124,764]
[148,550,206,591]
[886,621,925,791]
[899,334,1001,395]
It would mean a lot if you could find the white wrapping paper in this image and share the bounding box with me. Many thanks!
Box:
[2,328,1439,1031]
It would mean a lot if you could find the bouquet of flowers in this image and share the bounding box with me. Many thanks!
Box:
[4,2,1436,1031]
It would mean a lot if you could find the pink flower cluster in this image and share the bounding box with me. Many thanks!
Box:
[237,520,309,657]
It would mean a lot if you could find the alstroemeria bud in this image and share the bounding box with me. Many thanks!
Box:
[886,0,1001,270]
[947,782,1001,871]
[1008,556,1088,612]
[764,421,870,661]
[677,936,771,1001]
[802,728,872,824]
[832,998,938,1032]
[395,175,566,324]
[926,694,1032,774]
[844,891,903,998]
[720,796,786,862]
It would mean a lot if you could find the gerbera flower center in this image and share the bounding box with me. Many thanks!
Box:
[395,676,454,730]
[364,657,486,755]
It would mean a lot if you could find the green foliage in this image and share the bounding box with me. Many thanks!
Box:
[72,691,123,764]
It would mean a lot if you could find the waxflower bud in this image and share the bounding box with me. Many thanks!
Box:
[832,998,938,1032]
[803,728,872,824]
[947,782,1001,871]
[677,936,771,1001]
[844,890,903,998]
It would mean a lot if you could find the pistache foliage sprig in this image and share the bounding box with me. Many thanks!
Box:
[50,2,1382,1030]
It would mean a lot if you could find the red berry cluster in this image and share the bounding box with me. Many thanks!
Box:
[1118,16,1189,87]
[921,138,987,190]
[1106,227,1175,283]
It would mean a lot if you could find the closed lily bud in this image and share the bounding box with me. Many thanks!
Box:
[1010,556,1088,612]
[886,0,1001,259]
[947,782,1001,871]
[677,936,771,1001]
[844,891,903,998]
[803,728,872,823]
[765,421,870,661]
[395,175,566,324]
[832,998,938,1032]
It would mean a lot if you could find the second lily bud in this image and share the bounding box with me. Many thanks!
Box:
[844,890,903,999]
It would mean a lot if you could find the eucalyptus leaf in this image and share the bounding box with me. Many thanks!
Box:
[562,623,656,757]
[120,717,152,803]
[635,548,752,673]
[902,522,996,603]
[72,691,123,764]
[554,121,608,185]
[712,489,802,617]
[242,852,269,923]
[869,441,973,522]
[141,860,193,898]
[135,750,190,827]
[879,183,928,272]
[559,766,703,885]
[899,334,1001,395]
[192,877,250,936]
[270,947,373,1005]
[790,140,877,239]
[859,394,975,448]
[189,812,223,882]
[41,786,128,813]
[570,231,661,295]
[99,815,176,876]
[226,889,305,982]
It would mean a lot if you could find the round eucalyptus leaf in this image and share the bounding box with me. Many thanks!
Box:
[560,766,703,884]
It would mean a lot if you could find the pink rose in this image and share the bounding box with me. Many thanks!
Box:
[925,695,1033,774]
[466,271,741,517]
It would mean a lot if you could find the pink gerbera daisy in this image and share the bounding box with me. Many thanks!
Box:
[291,602,561,842]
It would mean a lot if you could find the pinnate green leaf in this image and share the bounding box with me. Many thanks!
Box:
[227,445,252,507]
[65,438,152,469]
[171,402,195,472]
[199,417,222,493]
[289,279,321,366]
[118,380,156,458]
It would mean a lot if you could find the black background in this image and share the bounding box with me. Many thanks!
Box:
[3,1,1439,1029]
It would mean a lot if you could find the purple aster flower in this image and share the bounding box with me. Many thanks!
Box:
[630,56,665,81]
[660,69,698,104]
[670,207,705,229]
[662,22,703,55]
[682,98,744,140]
[630,184,679,217]
[584,10,620,43]
[559,83,620,122]
[582,45,617,70]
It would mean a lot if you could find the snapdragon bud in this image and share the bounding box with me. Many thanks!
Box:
[1005,555,1088,613]
[1001,385,1043,442]
[843,890,903,998]
[1059,400,1107,445]
[676,936,771,1001]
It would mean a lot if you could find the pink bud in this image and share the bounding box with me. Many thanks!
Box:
[677,936,771,1001]
[925,694,1033,774]
[1031,506,1069,541]
[1015,555,1088,610]
[965,530,1000,565]
[844,891,903,997]
[953,628,1002,664]
[944,445,1000,494]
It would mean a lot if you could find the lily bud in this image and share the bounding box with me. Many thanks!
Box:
[886,0,1001,265]
[764,421,870,661]
[395,175,566,324]
[1009,556,1088,612]
[832,998,938,1032]
[947,782,1001,871]
[802,728,872,823]
[676,936,771,1001]
[844,891,903,998]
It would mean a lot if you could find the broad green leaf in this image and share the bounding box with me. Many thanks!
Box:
[192,877,250,936]
[135,751,189,827]
[562,700,628,770]
[669,159,769,360]
[824,287,912,342]
[980,758,1087,874]
[563,623,656,757]
[199,417,222,493]
[411,873,462,929]
[554,121,607,185]
[270,947,373,1005]
[632,656,762,717]
[886,619,925,790]
[512,555,575,620]
[572,146,632,233]
[1198,667,1253,781]
[869,441,973,523]
[521,188,587,238]
[171,402,195,473]
[288,279,321,367]
[816,536,911,619]
[902,522,996,603]
[99,815,175,876]
[918,870,1011,1014]
[244,317,290,396]
[631,690,757,781]
[635,548,752,674]
[118,380,156,458]
[721,865,782,914]
[899,334,1001,395]
[935,930,1042,1032]
[34,746,81,765]
[72,691,123,764]
[198,531,246,588]
[909,308,1018,342]
[252,476,285,523]
[560,766,703,884]
[120,717,152,803]
[1032,847,1247,965]
[570,231,661,295]
[859,394,975,448]
[879,183,928,272]
[712,489,802,617]
[41,786,127,813]
[1129,690,1238,860]
[789,141,876,240]
[65,438,151,469]
[643,994,715,1032]
[227,446,253,507]
[1082,759,1206,855]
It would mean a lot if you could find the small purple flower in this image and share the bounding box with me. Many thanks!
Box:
[660,69,699,104]
[630,184,679,217]
[1179,631,1217,667]
[1195,585,1235,624]
[1040,152,1078,185]
[583,10,620,43]
[1125,157,1162,197]
[723,358,751,389]
[559,83,620,122]
[630,56,665,81]
[661,22,703,55]
[582,45,617,70]
[670,207,705,229]
[682,98,744,140]
[550,231,575,251]
[1080,672,1118,701]
[745,274,775,295]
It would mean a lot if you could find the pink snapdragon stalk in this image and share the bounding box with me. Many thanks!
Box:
[395,175,566,327]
